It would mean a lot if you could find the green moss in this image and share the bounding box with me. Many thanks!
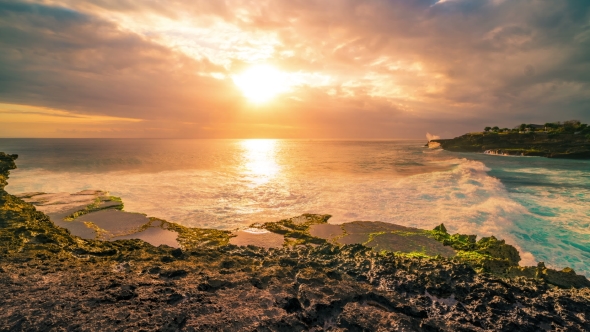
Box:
[152,218,232,249]
[261,214,331,247]
[429,225,477,251]
[396,251,434,260]
[392,230,432,237]
[108,196,123,203]
[433,223,446,233]
[64,198,101,221]
[429,224,522,274]
[362,231,386,246]
[455,250,493,261]
[330,225,349,244]
[475,236,520,265]
[453,250,515,274]
[506,263,590,288]
[82,221,110,240]
[64,196,124,221]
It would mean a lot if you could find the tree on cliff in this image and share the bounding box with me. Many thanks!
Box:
[492,126,500,132]
[519,123,527,131]
[484,127,491,132]
[564,120,581,132]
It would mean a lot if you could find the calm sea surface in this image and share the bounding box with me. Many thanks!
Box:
[1,138,589,276]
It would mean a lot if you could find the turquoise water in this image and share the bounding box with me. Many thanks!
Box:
[1,138,588,276]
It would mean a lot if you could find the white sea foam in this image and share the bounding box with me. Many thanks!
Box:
[241,228,270,234]
[7,158,538,266]
[4,139,589,275]
[426,132,440,141]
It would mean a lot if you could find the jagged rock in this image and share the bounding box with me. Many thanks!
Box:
[476,236,521,266]
[433,223,447,233]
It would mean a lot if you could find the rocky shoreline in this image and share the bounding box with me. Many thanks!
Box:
[428,132,590,159]
[1,152,590,331]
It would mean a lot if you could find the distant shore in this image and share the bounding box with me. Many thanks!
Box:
[428,132,590,159]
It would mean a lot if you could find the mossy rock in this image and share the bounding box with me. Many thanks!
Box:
[475,236,520,266]
[261,214,331,247]
[153,218,232,249]
[507,263,590,289]
[430,224,477,251]
[430,224,520,274]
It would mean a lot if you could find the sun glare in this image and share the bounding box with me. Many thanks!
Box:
[232,65,290,103]
[240,139,280,185]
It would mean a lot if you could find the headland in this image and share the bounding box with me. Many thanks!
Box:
[428,121,590,159]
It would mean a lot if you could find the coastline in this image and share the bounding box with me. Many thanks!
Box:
[428,132,590,159]
[2,152,590,330]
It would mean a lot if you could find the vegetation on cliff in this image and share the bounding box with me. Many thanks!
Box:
[482,120,590,137]
[429,122,590,158]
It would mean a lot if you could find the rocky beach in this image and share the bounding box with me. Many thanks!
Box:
[1,152,590,331]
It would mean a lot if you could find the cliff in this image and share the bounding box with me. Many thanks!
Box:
[429,132,590,159]
[1,152,589,331]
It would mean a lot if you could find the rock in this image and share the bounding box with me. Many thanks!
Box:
[111,285,137,301]
[476,236,521,266]
[171,248,183,258]
[159,269,188,279]
[433,223,447,233]
[161,256,174,263]
[167,293,185,305]
[280,297,303,313]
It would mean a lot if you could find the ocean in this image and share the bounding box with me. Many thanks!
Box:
[1,138,589,276]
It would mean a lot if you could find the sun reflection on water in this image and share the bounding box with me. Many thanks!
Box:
[240,139,280,185]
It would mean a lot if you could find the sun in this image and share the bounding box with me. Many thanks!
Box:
[232,65,290,103]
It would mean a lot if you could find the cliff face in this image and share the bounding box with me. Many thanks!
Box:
[430,132,590,158]
[0,152,18,192]
[1,152,590,331]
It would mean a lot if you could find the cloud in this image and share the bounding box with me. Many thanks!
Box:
[0,0,589,138]
[0,1,240,119]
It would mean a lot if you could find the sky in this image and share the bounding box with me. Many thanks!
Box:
[0,0,589,139]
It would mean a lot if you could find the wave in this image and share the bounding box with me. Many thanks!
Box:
[7,157,590,276]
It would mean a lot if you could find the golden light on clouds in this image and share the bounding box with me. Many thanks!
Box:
[1,1,588,138]
[232,65,292,103]
[0,104,141,124]
[0,103,142,138]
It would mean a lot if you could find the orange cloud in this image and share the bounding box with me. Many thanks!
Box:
[0,0,589,138]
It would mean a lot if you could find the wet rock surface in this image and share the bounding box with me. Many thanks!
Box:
[229,229,285,248]
[2,152,590,331]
